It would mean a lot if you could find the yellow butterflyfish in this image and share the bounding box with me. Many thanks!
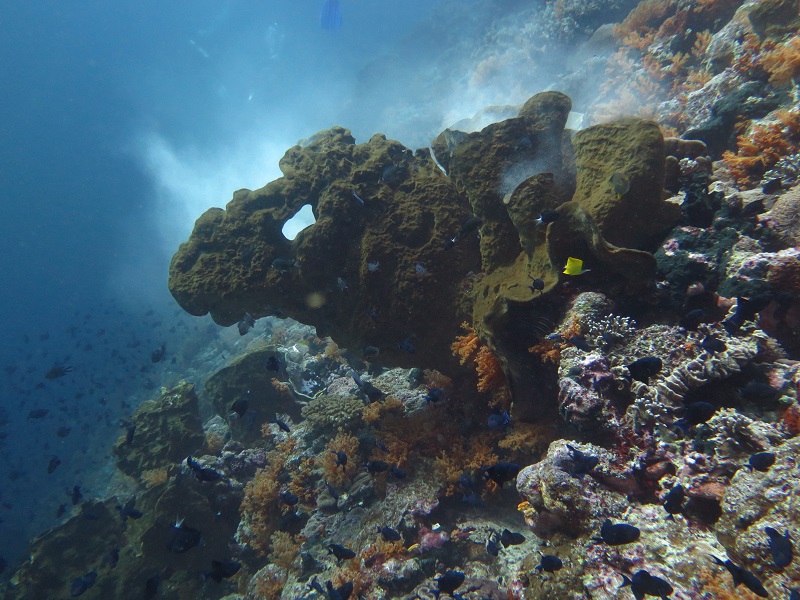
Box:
[563,257,590,276]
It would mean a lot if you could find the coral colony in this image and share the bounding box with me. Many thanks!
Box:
[7,1,800,599]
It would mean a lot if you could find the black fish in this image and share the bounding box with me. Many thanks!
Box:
[500,528,525,547]
[739,380,778,402]
[663,484,685,520]
[104,547,120,568]
[459,215,483,238]
[280,490,299,506]
[71,485,82,506]
[529,277,545,293]
[764,526,793,568]
[627,357,663,383]
[701,335,726,354]
[535,209,560,224]
[326,580,353,600]
[27,408,49,419]
[265,355,282,372]
[325,482,340,501]
[47,456,61,474]
[748,452,776,472]
[722,295,772,334]
[271,257,297,273]
[425,387,445,404]
[205,559,241,583]
[620,570,673,600]
[237,312,255,336]
[536,554,563,573]
[187,456,222,482]
[331,451,347,470]
[116,498,143,521]
[568,335,592,351]
[362,345,380,359]
[327,543,356,562]
[144,573,161,599]
[710,555,768,597]
[118,419,136,445]
[377,526,402,542]
[351,370,384,401]
[69,570,97,597]
[595,519,640,546]
[150,343,166,363]
[676,401,716,432]
[367,460,389,474]
[168,519,202,553]
[566,445,599,478]
[271,417,291,433]
[389,464,406,479]
[396,337,416,354]
[435,570,465,597]
[484,462,520,488]
[56,426,71,438]
[230,396,249,418]
[486,535,500,556]
[680,308,705,331]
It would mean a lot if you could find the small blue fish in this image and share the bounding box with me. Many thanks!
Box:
[425,387,445,404]
[397,337,416,354]
[487,410,510,429]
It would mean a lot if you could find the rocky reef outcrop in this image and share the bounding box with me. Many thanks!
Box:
[169,91,681,421]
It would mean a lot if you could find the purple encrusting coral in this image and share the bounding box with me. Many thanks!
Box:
[6,1,800,599]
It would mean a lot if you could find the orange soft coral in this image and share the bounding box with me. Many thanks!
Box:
[451,323,480,365]
[451,323,508,394]
[723,109,800,186]
[760,34,800,86]
[475,345,505,393]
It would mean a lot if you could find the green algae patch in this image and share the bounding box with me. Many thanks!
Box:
[113,381,205,479]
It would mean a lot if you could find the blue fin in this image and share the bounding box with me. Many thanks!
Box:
[320,0,342,29]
